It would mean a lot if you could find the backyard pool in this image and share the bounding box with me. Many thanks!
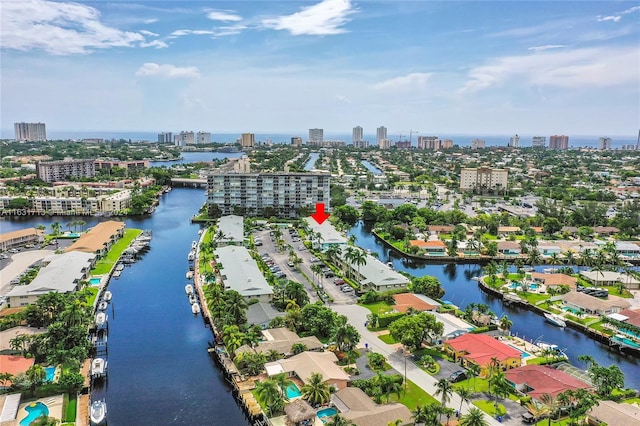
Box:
[20,402,49,426]
[317,407,338,420]
[89,278,101,286]
[44,367,56,383]
[285,383,302,399]
[509,282,538,290]
[505,343,533,358]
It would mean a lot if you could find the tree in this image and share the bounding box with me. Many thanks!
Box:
[410,276,445,299]
[272,373,293,401]
[26,364,46,396]
[326,415,354,426]
[255,379,284,416]
[467,363,481,392]
[346,248,367,288]
[50,222,62,236]
[30,415,59,426]
[412,404,440,426]
[388,312,443,351]
[291,342,307,355]
[58,371,84,394]
[589,362,625,397]
[301,372,331,405]
[457,387,472,414]
[499,315,513,332]
[332,316,360,352]
[459,407,489,426]
[435,378,454,422]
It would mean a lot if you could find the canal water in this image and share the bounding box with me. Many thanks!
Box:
[360,160,383,175]
[348,221,640,390]
[1,188,249,425]
[304,152,320,171]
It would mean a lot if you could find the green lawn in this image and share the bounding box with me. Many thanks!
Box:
[84,287,99,307]
[516,292,550,304]
[473,399,506,416]
[361,301,395,316]
[413,347,450,361]
[387,379,438,410]
[454,377,489,393]
[378,333,396,344]
[623,397,640,405]
[91,229,142,275]
[64,394,77,422]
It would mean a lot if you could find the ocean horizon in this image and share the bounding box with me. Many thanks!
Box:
[1,129,638,149]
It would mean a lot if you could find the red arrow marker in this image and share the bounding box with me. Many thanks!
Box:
[311,203,330,224]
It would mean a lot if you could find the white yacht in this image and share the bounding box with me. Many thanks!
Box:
[187,251,195,262]
[544,313,566,328]
[191,303,200,315]
[95,312,107,328]
[97,301,108,311]
[103,291,112,302]
[186,271,193,280]
[91,358,107,378]
[90,400,107,425]
[185,284,194,295]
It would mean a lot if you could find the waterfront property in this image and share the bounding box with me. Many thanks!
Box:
[391,293,440,313]
[65,220,125,259]
[409,239,446,255]
[213,246,273,302]
[530,272,577,291]
[330,387,413,426]
[444,334,522,376]
[562,291,631,316]
[432,312,476,341]
[0,356,35,388]
[335,251,410,292]
[587,400,640,425]
[304,217,348,251]
[235,328,322,358]
[5,251,96,307]
[264,351,350,391]
[505,365,592,401]
[580,270,640,289]
[0,326,45,353]
[245,302,285,328]
[216,215,244,246]
[0,228,44,251]
[497,241,521,256]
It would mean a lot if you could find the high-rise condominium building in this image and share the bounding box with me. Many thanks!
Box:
[532,136,546,148]
[14,122,46,141]
[291,137,302,147]
[376,126,387,146]
[309,128,323,145]
[471,139,486,149]
[36,159,96,183]
[442,139,454,149]
[352,126,363,144]
[509,134,520,148]
[158,132,173,143]
[599,137,612,150]
[417,136,441,150]
[549,135,569,150]
[379,139,392,149]
[460,167,508,193]
[196,132,211,144]
[174,131,195,146]
[241,133,255,148]
[207,172,330,217]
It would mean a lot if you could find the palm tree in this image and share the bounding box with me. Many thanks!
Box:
[301,372,331,405]
[467,363,481,391]
[224,290,248,325]
[326,415,354,426]
[61,300,85,328]
[310,264,323,286]
[457,387,472,414]
[484,261,498,285]
[0,372,13,388]
[435,378,454,421]
[499,314,513,332]
[539,393,558,426]
[273,373,294,401]
[26,364,46,396]
[332,318,360,352]
[255,379,284,416]
[459,407,489,426]
[346,248,367,288]
[50,222,61,236]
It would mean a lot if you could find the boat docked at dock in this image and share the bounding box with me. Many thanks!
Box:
[185,284,193,295]
[95,312,107,329]
[91,357,107,379]
[103,291,112,302]
[188,251,195,262]
[544,313,566,328]
[186,271,193,280]
[192,240,198,249]
[97,301,108,311]
[191,303,200,315]
[90,400,107,425]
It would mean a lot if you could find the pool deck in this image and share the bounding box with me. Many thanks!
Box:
[14,394,64,426]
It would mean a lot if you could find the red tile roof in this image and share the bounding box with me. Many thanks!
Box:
[392,293,438,313]
[409,240,445,248]
[618,308,640,328]
[446,334,521,366]
[505,365,592,400]
[0,355,35,386]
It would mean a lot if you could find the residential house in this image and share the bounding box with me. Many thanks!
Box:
[0,355,35,388]
[235,328,322,357]
[427,225,454,235]
[264,351,350,390]
[530,273,577,291]
[580,271,640,288]
[214,246,273,302]
[615,242,640,258]
[505,365,592,401]
[562,291,631,316]
[304,217,348,251]
[538,243,562,256]
[216,215,244,246]
[616,308,640,328]
[593,226,620,236]
[409,240,446,255]
[498,226,521,235]
[444,334,522,376]
[331,387,413,426]
[497,241,521,256]
[391,293,440,313]
[0,228,43,251]
[245,303,285,328]
[587,400,640,426]
[432,312,476,341]
[65,220,125,258]
[336,251,410,292]
[0,326,45,353]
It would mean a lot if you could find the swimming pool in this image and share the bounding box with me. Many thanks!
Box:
[285,383,302,399]
[505,342,533,358]
[317,407,338,420]
[44,367,56,383]
[89,278,101,286]
[20,402,49,426]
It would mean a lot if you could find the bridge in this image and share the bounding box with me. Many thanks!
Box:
[170,178,207,188]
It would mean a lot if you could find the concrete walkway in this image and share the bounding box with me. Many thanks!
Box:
[332,303,509,426]
[0,249,53,296]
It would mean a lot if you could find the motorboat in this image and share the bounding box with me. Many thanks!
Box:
[191,303,200,315]
[97,301,108,311]
[188,293,196,304]
[188,251,195,262]
[185,284,194,295]
[192,241,198,249]
[91,357,107,378]
[186,271,193,280]
[95,312,107,328]
[90,400,107,425]
[544,313,566,328]
[103,291,112,302]
[115,263,125,272]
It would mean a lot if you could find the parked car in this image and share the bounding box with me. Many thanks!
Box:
[287,261,295,267]
[333,278,345,285]
[324,271,335,278]
[449,370,467,383]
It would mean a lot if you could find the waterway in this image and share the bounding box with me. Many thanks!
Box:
[1,189,249,425]
[304,152,320,171]
[149,151,245,167]
[348,221,640,390]
[360,160,383,175]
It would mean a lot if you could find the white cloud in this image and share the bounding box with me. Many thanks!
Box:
[144,19,158,24]
[139,40,168,49]
[262,0,356,36]
[622,5,640,14]
[135,63,200,79]
[211,26,247,37]
[207,10,242,22]
[168,29,215,38]
[0,0,145,54]
[458,46,639,94]
[597,15,621,22]
[139,30,159,37]
[528,45,566,52]
[373,73,433,92]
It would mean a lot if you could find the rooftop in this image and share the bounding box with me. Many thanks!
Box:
[217,215,244,244]
[214,246,273,298]
[562,291,632,312]
[304,217,347,246]
[505,365,592,400]
[332,387,413,426]
[65,220,125,254]
[264,351,349,385]
[445,333,521,366]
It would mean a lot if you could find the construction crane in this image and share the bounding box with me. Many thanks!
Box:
[395,130,419,144]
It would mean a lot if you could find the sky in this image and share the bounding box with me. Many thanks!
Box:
[1,0,639,137]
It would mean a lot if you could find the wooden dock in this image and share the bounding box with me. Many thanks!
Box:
[77,394,90,426]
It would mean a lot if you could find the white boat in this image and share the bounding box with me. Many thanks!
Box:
[115,263,125,271]
[95,312,107,328]
[192,241,198,249]
[186,271,193,280]
[544,313,566,328]
[187,251,195,262]
[90,400,107,425]
[91,358,107,378]
[98,301,108,311]
[185,284,194,295]
[191,303,200,315]
[198,229,204,235]
[103,291,112,302]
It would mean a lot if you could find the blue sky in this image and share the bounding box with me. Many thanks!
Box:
[1,0,639,136]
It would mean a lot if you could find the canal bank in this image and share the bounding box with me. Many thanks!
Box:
[348,221,640,390]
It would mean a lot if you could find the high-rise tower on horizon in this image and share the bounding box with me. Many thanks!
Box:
[598,137,612,150]
[549,135,569,150]
[508,134,520,148]
[14,122,46,141]
[309,128,323,144]
[376,126,387,147]
[352,126,363,144]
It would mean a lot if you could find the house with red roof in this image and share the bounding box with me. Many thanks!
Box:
[0,355,35,388]
[409,240,446,255]
[443,334,521,377]
[505,365,592,401]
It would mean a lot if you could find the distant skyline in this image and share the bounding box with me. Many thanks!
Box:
[1,1,639,135]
